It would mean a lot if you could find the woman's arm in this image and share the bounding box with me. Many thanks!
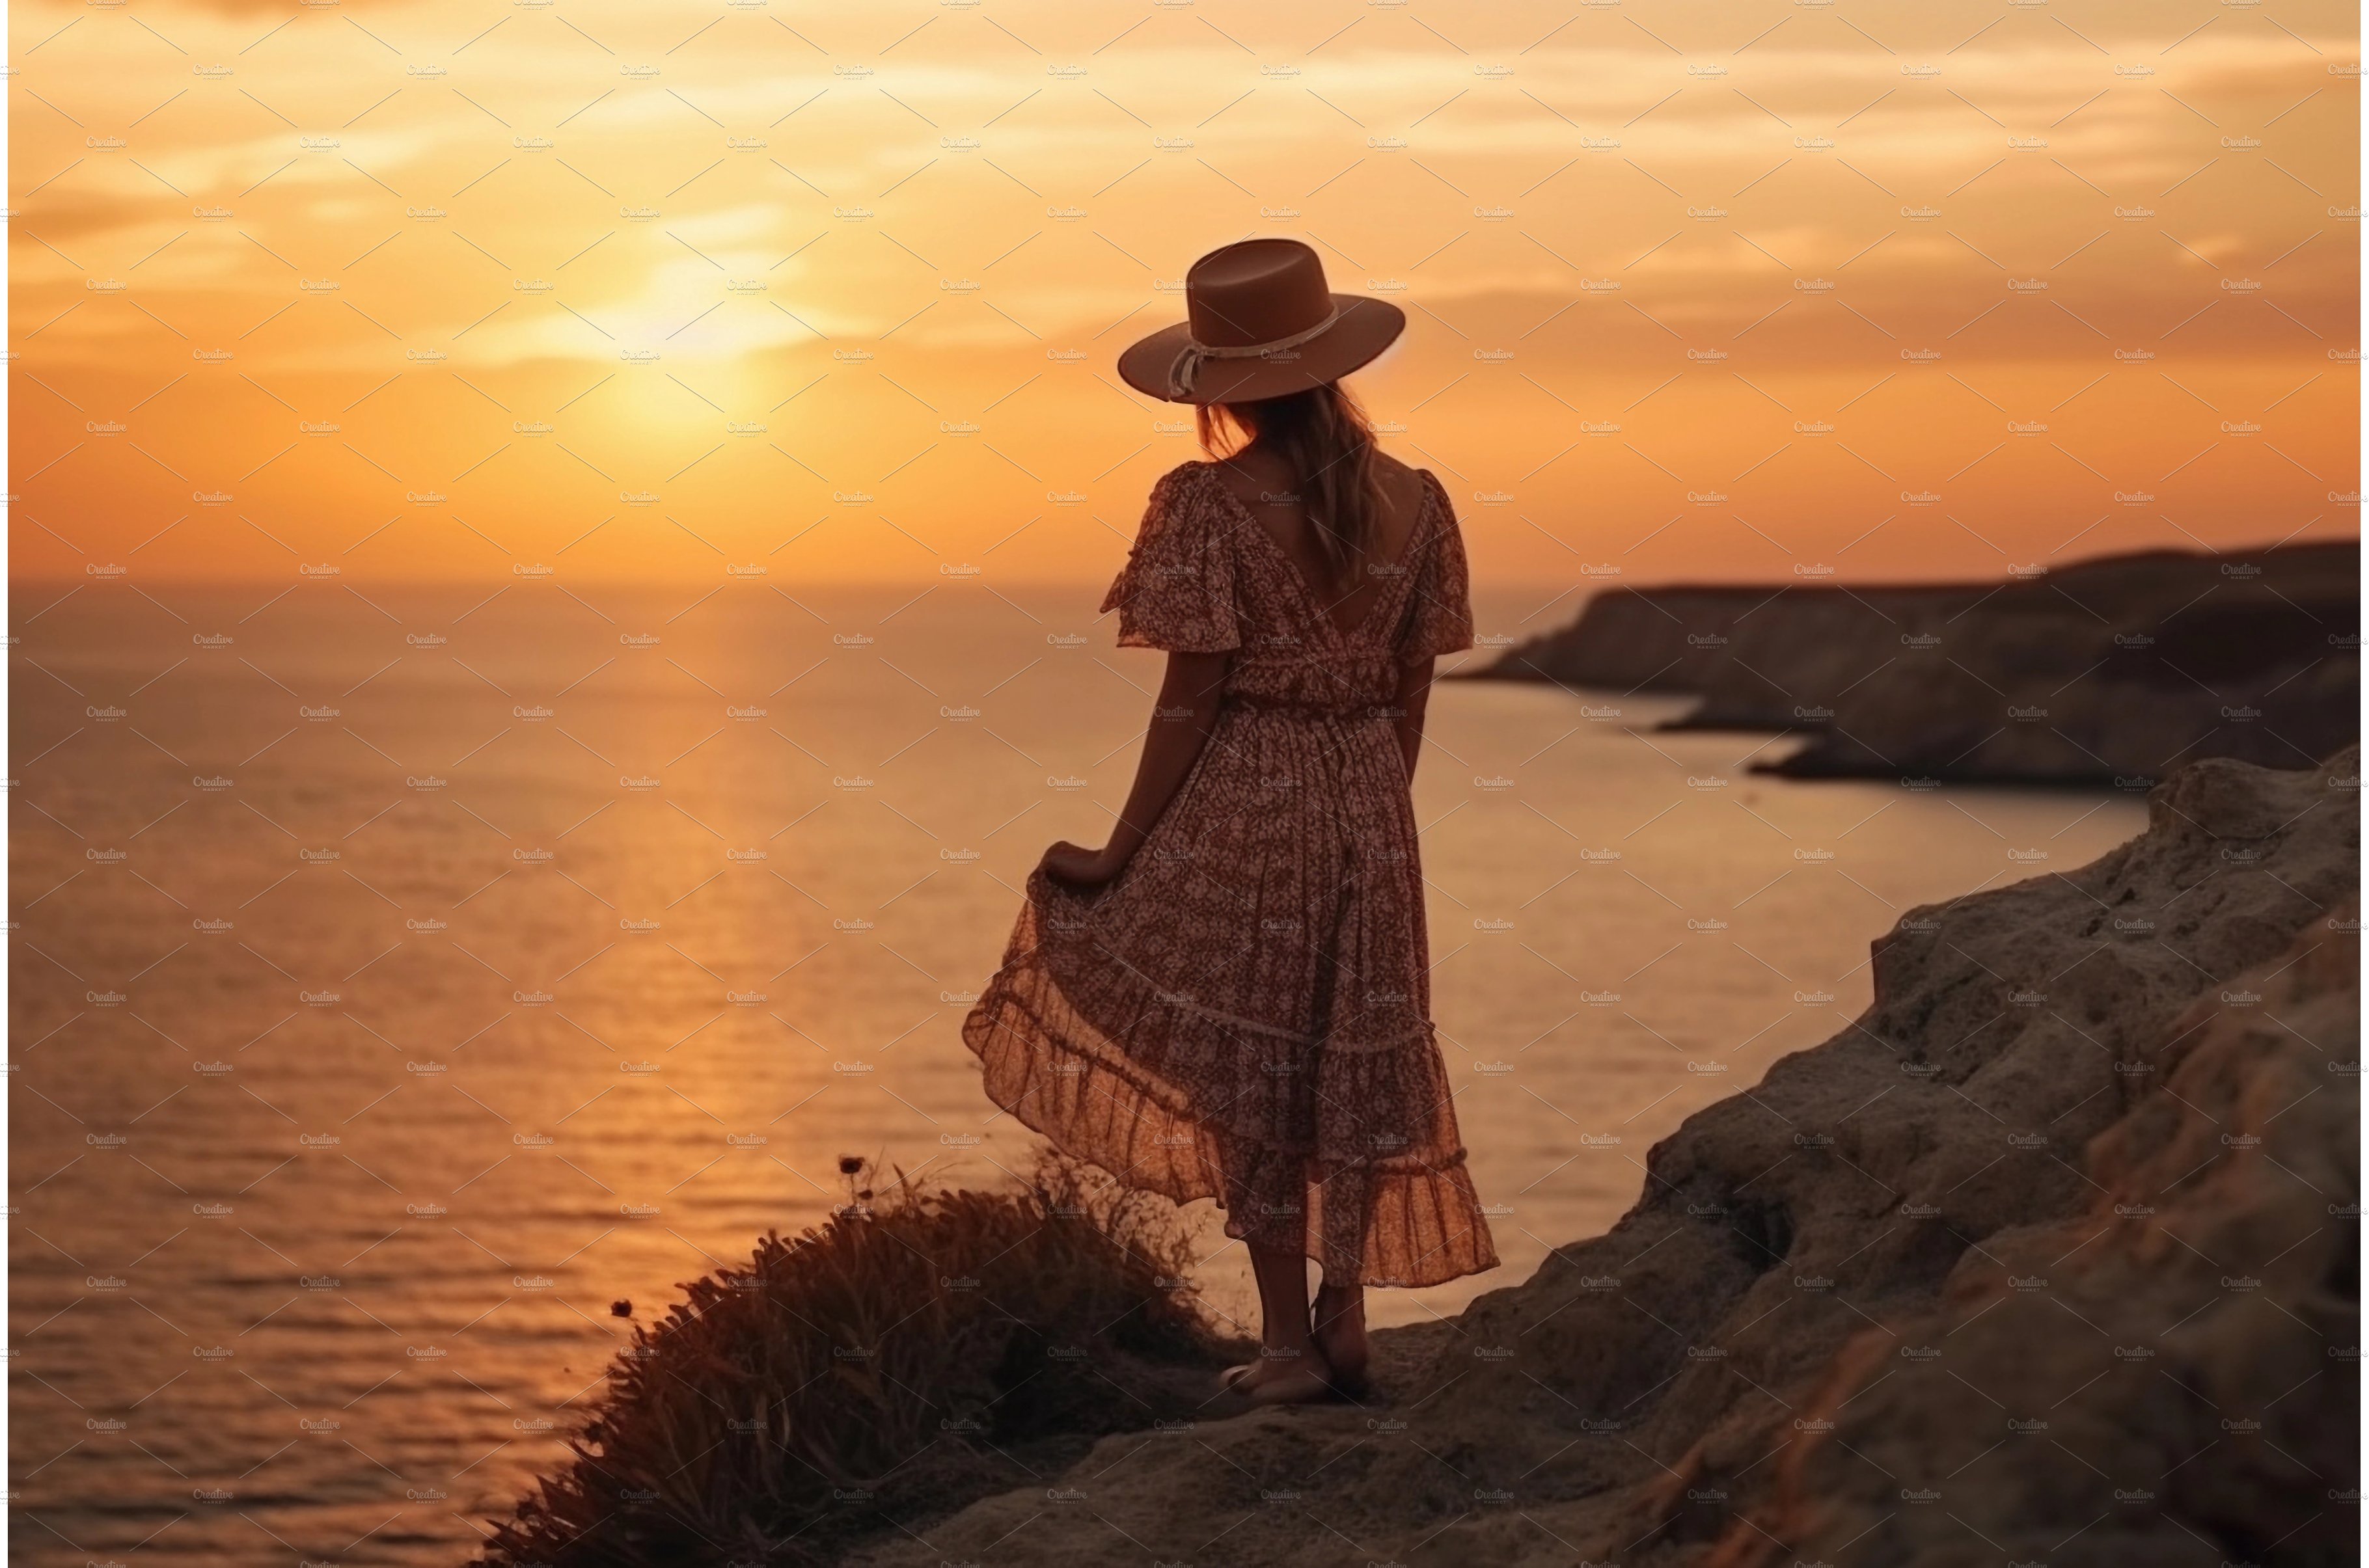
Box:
[1041,649,1232,886]
[1393,656,1437,783]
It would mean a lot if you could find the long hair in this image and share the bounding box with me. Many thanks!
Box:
[1195,382,1384,597]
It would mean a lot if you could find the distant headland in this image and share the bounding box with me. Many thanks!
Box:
[1468,540,2358,787]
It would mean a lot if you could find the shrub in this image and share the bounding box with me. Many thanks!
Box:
[473,1152,1237,1567]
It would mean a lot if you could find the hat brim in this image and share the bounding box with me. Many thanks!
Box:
[1116,294,1406,405]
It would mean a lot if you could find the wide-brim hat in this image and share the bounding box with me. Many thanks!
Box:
[1117,237,1406,405]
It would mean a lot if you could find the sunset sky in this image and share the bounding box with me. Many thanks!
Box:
[10,0,2359,589]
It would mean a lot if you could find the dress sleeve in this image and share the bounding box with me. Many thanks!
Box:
[1099,466,1242,653]
[1397,472,1474,664]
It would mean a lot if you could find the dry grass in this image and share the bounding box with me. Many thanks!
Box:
[472,1152,1239,1567]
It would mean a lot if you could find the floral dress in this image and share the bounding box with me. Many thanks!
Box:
[961,461,1500,1289]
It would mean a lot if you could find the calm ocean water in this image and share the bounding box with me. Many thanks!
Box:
[8,580,2146,1564]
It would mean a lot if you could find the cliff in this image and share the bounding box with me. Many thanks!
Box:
[1475,542,2357,786]
[851,745,2360,1567]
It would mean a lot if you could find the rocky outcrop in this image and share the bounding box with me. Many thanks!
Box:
[1474,542,2357,786]
[1717,893,2359,1567]
[850,747,2359,1568]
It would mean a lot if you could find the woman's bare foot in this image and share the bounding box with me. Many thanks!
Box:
[1219,1345,1332,1400]
[1243,1358,1339,1406]
[1312,1282,1369,1396]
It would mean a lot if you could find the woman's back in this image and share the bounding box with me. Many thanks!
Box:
[1206,450,1434,642]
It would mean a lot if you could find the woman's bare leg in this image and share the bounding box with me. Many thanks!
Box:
[1250,1245,1317,1359]
[1224,1245,1335,1403]
[1312,1275,1369,1393]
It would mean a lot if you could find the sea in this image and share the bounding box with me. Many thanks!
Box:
[7,580,2148,1564]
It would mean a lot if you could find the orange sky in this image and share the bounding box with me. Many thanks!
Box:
[10,0,2360,590]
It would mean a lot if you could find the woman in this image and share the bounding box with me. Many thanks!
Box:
[962,238,1500,1407]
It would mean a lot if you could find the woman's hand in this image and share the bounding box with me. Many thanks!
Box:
[1039,840,1127,887]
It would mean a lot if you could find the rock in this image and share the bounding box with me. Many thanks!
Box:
[1716,897,2359,1566]
[848,747,2359,1568]
[1470,543,2357,786]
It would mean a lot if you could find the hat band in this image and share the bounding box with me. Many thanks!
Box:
[1166,306,1342,399]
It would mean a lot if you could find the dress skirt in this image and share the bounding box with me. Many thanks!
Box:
[961,698,1501,1289]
